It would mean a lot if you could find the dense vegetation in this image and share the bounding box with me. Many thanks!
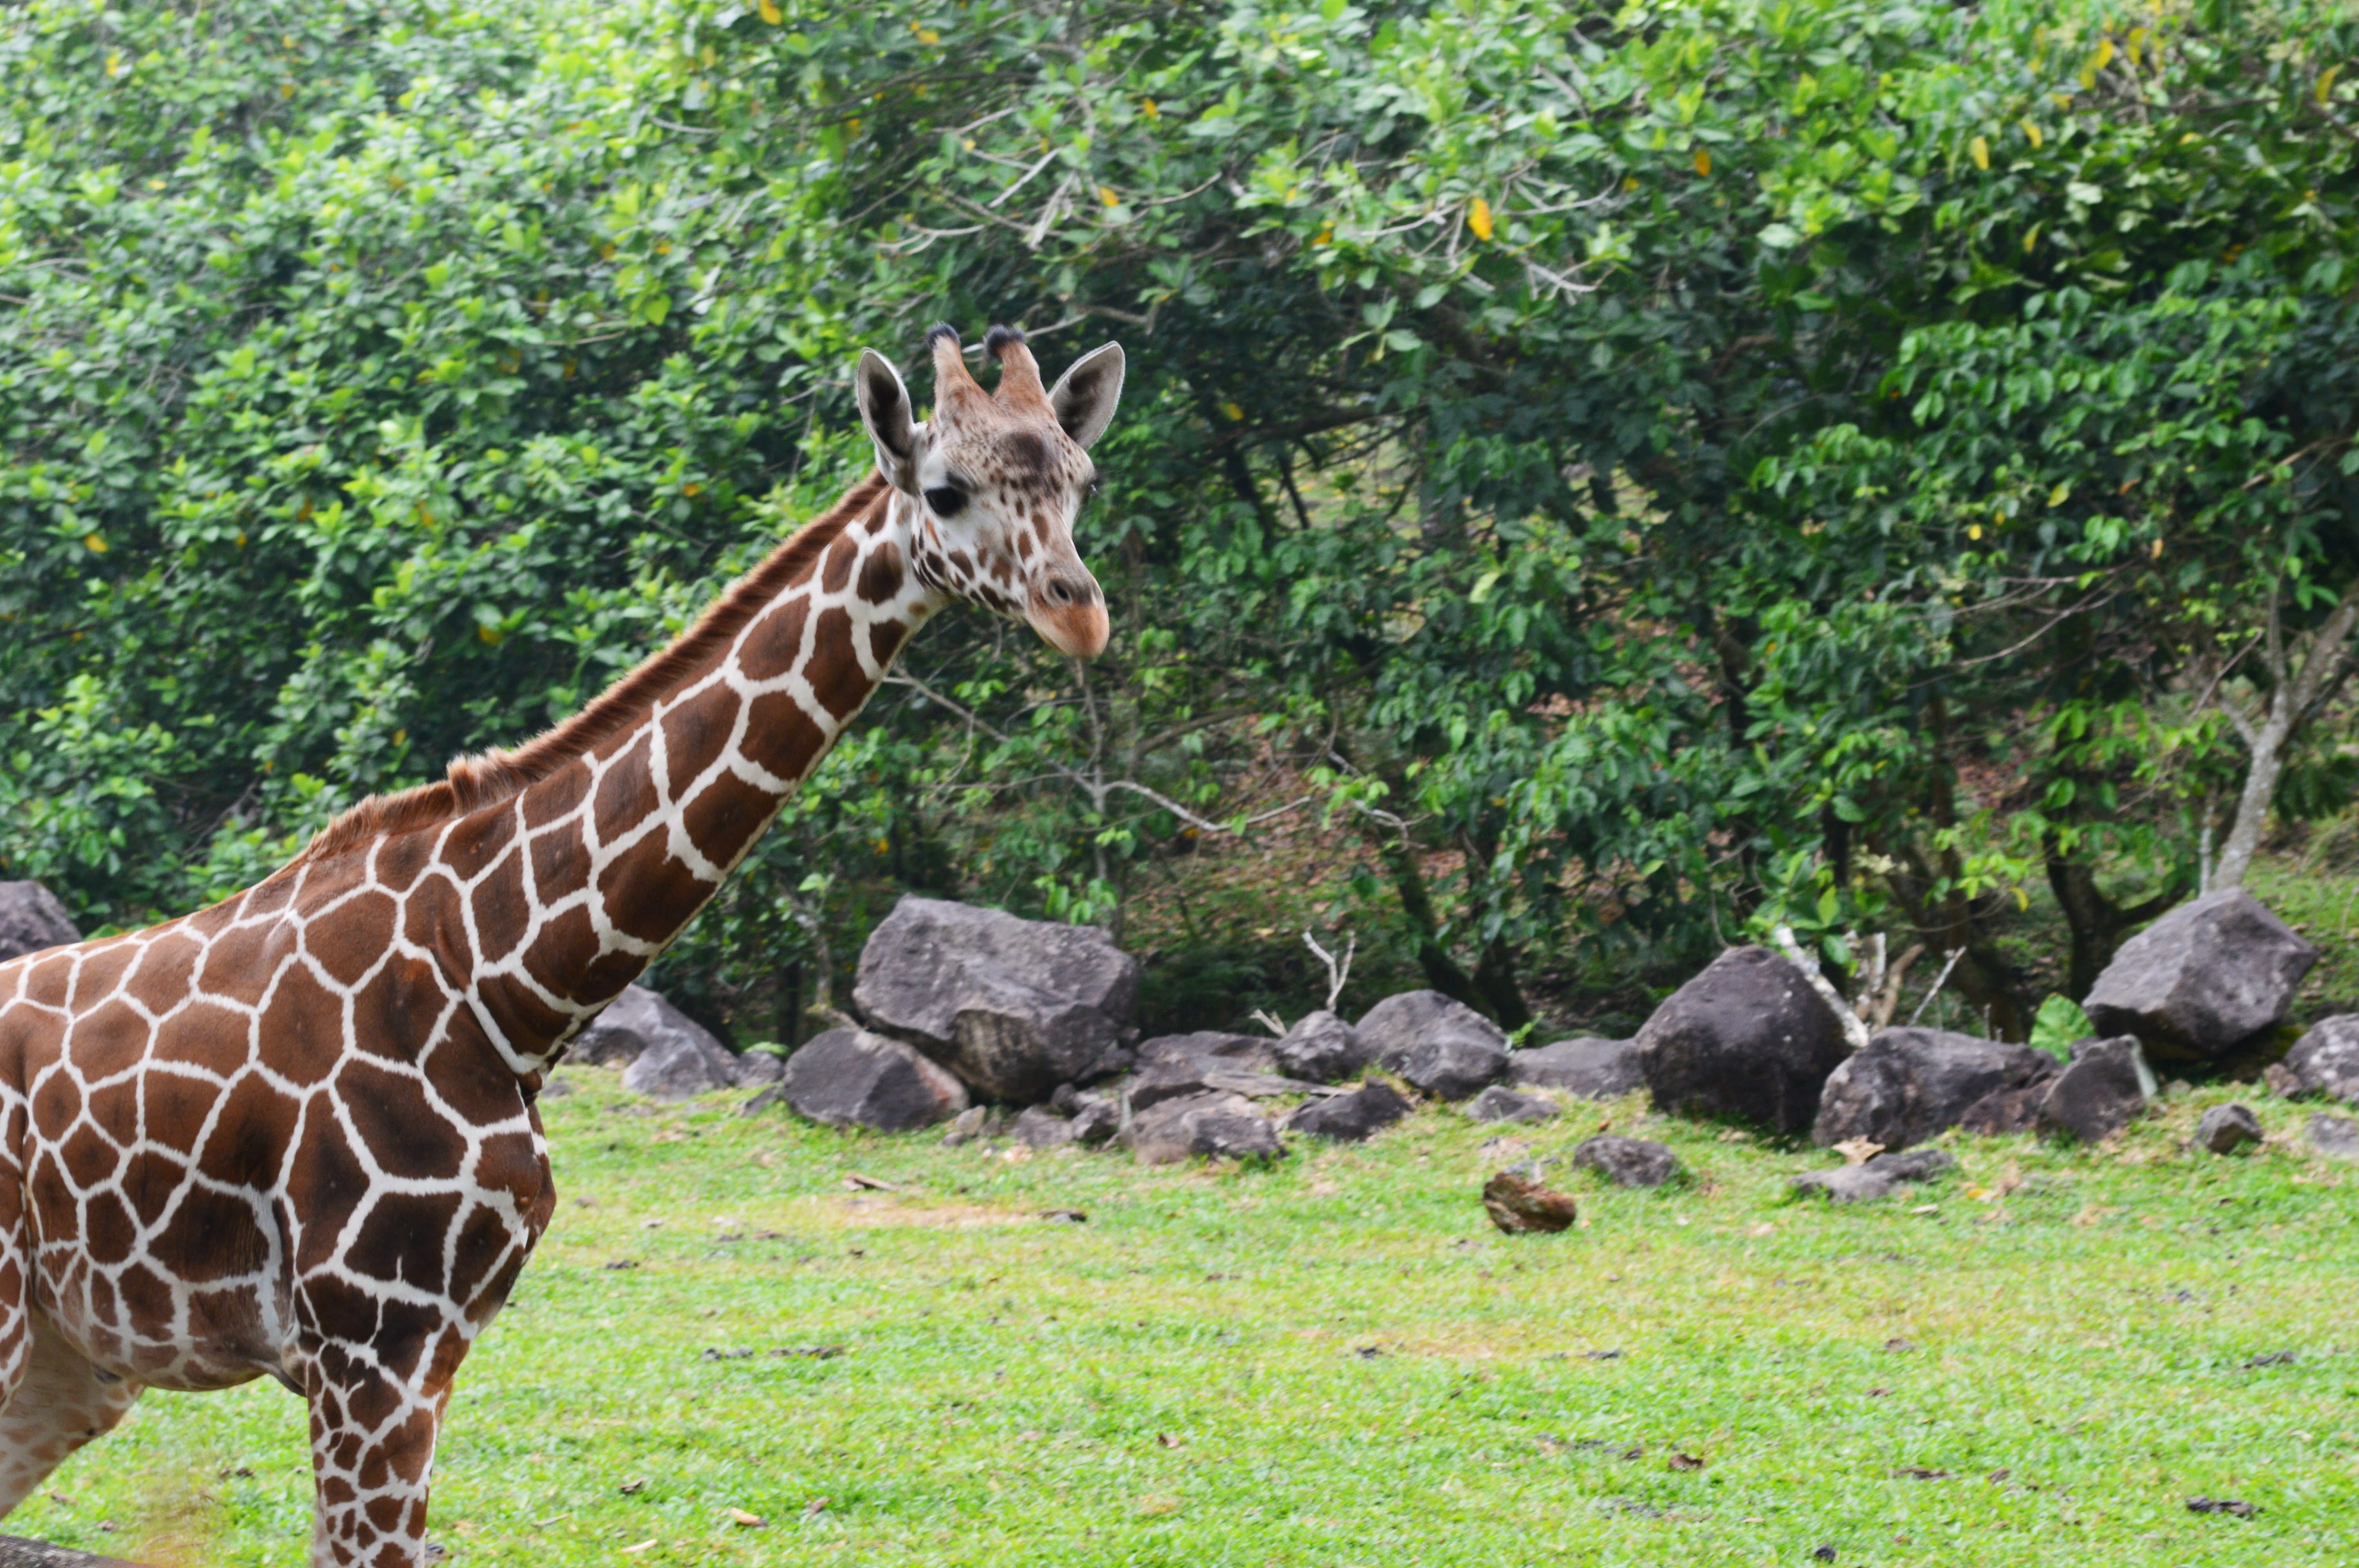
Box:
[4,0,2356,1044]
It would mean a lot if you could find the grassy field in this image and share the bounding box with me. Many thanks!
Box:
[13,1071,2355,1567]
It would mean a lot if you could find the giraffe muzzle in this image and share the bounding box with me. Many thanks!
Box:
[1027,565,1110,659]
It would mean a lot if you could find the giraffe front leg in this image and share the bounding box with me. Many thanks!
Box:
[300,1339,455,1568]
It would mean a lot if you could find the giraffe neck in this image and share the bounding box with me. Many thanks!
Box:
[440,483,941,1069]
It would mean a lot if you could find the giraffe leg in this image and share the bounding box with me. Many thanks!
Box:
[301,1343,453,1568]
[0,1315,144,1512]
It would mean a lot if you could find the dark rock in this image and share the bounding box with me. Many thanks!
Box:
[1507,1037,1643,1098]
[1481,1170,1578,1233]
[1123,1091,1283,1165]
[1792,1147,1955,1203]
[0,882,78,964]
[1273,1010,1373,1083]
[732,1050,786,1089]
[2309,1112,2359,1160]
[573,988,740,1101]
[1012,1105,1079,1149]
[1467,1085,1560,1125]
[1636,946,1848,1134]
[778,1027,971,1131]
[851,895,1141,1103]
[2283,1016,2359,1103]
[2195,1103,2263,1156]
[1357,990,1509,1100]
[1127,1056,1227,1113]
[2264,1062,2302,1099]
[1957,1083,2048,1136]
[569,984,710,1068]
[2083,889,2319,1063]
[1284,1082,1413,1142]
[1812,1027,2058,1152]
[1571,1135,1683,1188]
[2035,1036,2152,1143]
[1069,1098,1121,1145]
[1135,1030,1278,1072]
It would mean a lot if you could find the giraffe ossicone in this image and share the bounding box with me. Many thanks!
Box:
[0,325,1123,1566]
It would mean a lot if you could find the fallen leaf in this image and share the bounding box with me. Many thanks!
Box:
[1892,1466,1951,1481]
[842,1173,896,1191]
[621,1541,657,1555]
[803,1497,831,1516]
[1135,1493,1181,1517]
[1157,1433,1185,1449]
[1884,1338,1916,1353]
[1039,1208,1088,1223]
[1832,1138,1885,1166]
[2187,1497,2257,1517]
[728,1507,765,1527]
[1668,1452,1707,1471]
[618,1478,647,1495]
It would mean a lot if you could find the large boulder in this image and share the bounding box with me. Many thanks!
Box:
[852,896,1141,1103]
[1635,946,1848,1134]
[0,882,78,964]
[1122,1091,1284,1165]
[1284,1082,1412,1142]
[2035,1036,2153,1143]
[2282,1016,2359,1103]
[572,984,756,1100]
[1134,1031,1278,1074]
[1356,990,1508,1100]
[1811,1027,2057,1152]
[622,1029,740,1102]
[2083,889,2318,1063]
[1508,1037,1643,1098]
[1272,1011,1373,1083]
[777,1027,970,1131]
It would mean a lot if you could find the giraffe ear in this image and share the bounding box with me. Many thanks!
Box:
[1047,342,1125,450]
[854,349,918,488]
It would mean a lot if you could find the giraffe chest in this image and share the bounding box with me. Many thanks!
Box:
[0,927,556,1391]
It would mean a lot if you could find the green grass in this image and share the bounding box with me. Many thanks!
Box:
[17,1075,2357,1567]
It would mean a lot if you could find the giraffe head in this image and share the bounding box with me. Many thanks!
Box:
[854,324,1125,659]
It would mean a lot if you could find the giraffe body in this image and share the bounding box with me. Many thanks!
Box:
[0,327,1122,1564]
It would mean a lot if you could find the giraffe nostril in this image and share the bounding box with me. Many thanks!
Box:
[1045,577,1073,606]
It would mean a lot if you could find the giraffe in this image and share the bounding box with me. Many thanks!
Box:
[0,323,1123,1565]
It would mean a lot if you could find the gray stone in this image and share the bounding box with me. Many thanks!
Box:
[2083,889,2319,1063]
[2283,1016,2359,1103]
[0,882,78,964]
[1012,1105,1079,1149]
[1069,1098,1121,1145]
[1571,1135,1683,1188]
[852,895,1141,1103]
[1957,1082,2048,1136]
[1122,1091,1284,1165]
[732,1050,786,1088]
[1357,991,1508,1100]
[2308,1112,2359,1159]
[778,1027,970,1131]
[1135,1030,1278,1073]
[1284,1081,1412,1142]
[2195,1103,2263,1156]
[0,1535,144,1568]
[1507,1037,1643,1098]
[2035,1037,2152,1143]
[1467,1085,1560,1125]
[1273,1010,1373,1083]
[569,984,714,1069]
[1636,946,1848,1134]
[1812,1027,2057,1153]
[1793,1147,1954,1203]
[622,1029,740,1102]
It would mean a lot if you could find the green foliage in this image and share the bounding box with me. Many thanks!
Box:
[4,0,2356,1036]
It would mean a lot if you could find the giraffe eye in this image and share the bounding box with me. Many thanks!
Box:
[924,485,967,517]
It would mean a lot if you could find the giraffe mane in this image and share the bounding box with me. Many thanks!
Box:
[288,472,893,869]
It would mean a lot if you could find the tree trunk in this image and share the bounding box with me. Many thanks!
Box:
[2044,842,2185,999]
[2210,715,2291,890]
